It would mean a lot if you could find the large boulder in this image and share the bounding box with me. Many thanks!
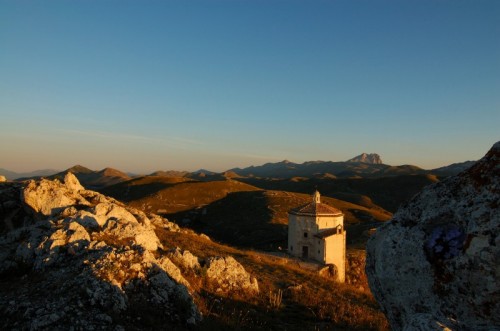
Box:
[366,142,500,330]
[205,256,259,294]
[22,173,91,216]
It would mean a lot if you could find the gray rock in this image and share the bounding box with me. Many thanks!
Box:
[366,142,500,330]
[22,174,91,216]
[205,256,259,294]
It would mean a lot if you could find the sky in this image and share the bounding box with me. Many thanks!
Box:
[1,0,499,173]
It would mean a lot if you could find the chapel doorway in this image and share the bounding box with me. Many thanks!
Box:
[302,246,309,258]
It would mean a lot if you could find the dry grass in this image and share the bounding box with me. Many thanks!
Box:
[156,228,390,330]
[268,289,283,310]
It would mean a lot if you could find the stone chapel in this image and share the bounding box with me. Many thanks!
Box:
[288,191,346,282]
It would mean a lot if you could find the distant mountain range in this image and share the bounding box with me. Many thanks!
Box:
[0,168,60,181]
[0,153,477,185]
[228,160,425,179]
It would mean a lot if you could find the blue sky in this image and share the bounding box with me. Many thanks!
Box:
[1,0,499,173]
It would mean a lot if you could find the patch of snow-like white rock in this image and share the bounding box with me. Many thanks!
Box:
[366,142,500,331]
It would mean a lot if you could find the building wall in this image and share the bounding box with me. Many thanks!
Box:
[316,215,343,230]
[287,213,346,283]
[288,214,319,259]
[324,231,346,282]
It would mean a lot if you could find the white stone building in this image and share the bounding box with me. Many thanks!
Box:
[288,191,346,282]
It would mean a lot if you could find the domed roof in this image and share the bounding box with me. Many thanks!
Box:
[289,191,343,216]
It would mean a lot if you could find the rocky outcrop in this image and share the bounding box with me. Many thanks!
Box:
[347,153,383,164]
[0,172,260,330]
[0,173,201,329]
[366,142,500,330]
[22,173,90,217]
[205,256,259,295]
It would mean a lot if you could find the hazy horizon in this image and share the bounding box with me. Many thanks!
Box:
[1,1,499,173]
[0,148,486,175]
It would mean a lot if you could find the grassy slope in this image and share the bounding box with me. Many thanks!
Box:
[156,228,389,330]
[101,175,196,203]
[101,176,392,329]
[122,179,261,214]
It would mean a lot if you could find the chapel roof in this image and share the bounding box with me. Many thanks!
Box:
[289,191,343,217]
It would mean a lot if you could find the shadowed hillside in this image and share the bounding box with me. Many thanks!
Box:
[235,174,439,213]
[165,190,391,250]
[101,176,392,250]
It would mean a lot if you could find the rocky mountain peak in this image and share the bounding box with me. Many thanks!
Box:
[347,153,383,164]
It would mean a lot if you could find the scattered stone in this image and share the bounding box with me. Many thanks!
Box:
[168,247,200,271]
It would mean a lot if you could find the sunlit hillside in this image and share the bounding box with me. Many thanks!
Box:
[155,227,390,330]
[102,178,261,214]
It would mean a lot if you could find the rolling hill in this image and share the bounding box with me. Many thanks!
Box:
[49,165,131,189]
[235,174,439,213]
[166,190,391,250]
[101,177,261,214]
[430,160,476,176]
[101,176,392,250]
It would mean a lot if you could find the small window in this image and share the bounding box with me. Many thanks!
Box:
[290,246,293,251]
[304,232,308,238]
[318,250,320,254]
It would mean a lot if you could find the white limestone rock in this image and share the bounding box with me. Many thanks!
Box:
[0,175,203,329]
[205,256,259,294]
[22,174,91,216]
[64,172,85,192]
[48,222,90,250]
[366,142,500,330]
[156,255,192,290]
[168,247,201,271]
